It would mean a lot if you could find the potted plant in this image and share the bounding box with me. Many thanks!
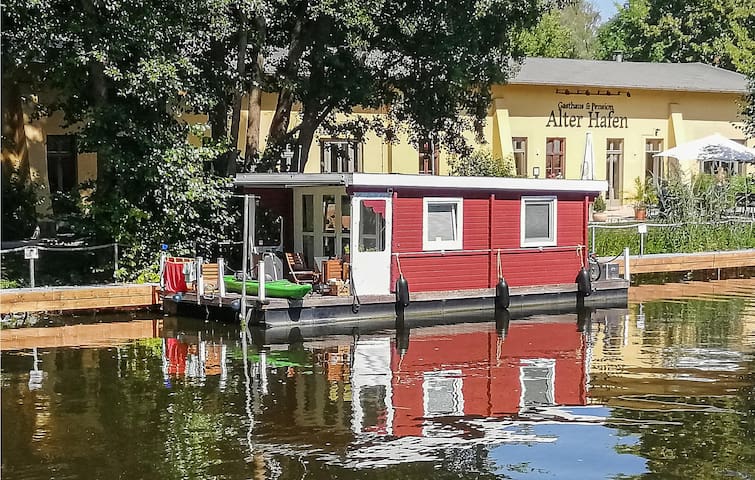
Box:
[629,176,655,220]
[592,194,608,222]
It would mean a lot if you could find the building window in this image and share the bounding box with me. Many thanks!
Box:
[545,138,565,178]
[320,139,362,173]
[423,198,463,251]
[645,139,663,179]
[513,137,527,177]
[606,139,623,202]
[46,135,77,192]
[520,196,557,247]
[418,137,439,175]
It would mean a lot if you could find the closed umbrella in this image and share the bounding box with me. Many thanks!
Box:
[581,131,595,180]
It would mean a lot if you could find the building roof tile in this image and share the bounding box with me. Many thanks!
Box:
[510,57,748,94]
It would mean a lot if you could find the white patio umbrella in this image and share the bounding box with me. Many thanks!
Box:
[653,133,755,163]
[581,131,595,180]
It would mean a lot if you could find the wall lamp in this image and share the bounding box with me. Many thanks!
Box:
[556,88,632,97]
[532,166,540,178]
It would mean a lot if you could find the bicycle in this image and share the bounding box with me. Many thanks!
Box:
[588,251,601,282]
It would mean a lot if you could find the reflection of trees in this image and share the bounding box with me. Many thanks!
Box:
[612,385,755,479]
[639,298,747,350]
[604,298,755,479]
[2,340,252,479]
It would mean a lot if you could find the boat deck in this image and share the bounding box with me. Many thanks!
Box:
[165,278,629,327]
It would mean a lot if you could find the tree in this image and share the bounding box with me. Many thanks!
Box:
[517,0,599,59]
[253,0,553,171]
[596,0,755,73]
[1,0,238,277]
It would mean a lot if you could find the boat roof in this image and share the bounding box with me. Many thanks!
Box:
[235,173,608,193]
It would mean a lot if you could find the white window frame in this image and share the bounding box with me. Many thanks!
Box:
[422,197,463,251]
[520,196,557,247]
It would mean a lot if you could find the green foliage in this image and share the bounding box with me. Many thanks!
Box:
[593,194,606,213]
[654,172,739,223]
[593,220,755,257]
[517,0,599,59]
[628,176,657,208]
[743,74,755,139]
[448,149,515,177]
[596,0,755,72]
[516,11,575,58]
[1,161,41,241]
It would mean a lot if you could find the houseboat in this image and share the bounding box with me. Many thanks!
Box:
[163,172,628,325]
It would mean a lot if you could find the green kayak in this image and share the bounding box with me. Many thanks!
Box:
[223,275,312,299]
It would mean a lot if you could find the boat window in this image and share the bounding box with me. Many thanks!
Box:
[521,196,557,247]
[358,200,386,252]
[423,198,463,251]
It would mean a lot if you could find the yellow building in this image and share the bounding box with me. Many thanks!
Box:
[15,57,753,213]
[487,58,752,206]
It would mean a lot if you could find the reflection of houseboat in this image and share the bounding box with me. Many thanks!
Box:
[350,318,589,437]
[167,173,628,325]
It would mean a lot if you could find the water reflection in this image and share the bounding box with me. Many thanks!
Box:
[2,279,754,479]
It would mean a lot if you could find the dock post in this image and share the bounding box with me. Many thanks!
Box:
[113,243,119,282]
[196,256,203,304]
[241,194,257,327]
[258,259,266,303]
[29,257,35,288]
[623,246,631,282]
[218,257,226,297]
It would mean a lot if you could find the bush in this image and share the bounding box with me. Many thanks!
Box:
[448,148,515,177]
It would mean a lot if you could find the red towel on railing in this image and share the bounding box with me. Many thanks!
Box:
[164,261,188,293]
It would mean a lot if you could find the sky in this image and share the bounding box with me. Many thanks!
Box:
[591,0,619,23]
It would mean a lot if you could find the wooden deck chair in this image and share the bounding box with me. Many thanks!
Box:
[284,252,320,285]
[200,263,220,296]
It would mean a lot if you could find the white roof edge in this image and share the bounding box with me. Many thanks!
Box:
[353,173,607,193]
[235,173,351,187]
[235,172,608,193]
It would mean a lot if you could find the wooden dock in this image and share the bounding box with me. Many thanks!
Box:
[616,249,755,275]
[0,284,160,315]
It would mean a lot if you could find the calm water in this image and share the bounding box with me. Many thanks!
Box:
[2,279,754,479]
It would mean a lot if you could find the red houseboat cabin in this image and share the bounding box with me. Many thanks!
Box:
[236,173,607,298]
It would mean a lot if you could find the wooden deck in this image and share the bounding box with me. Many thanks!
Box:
[617,249,755,275]
[0,284,160,314]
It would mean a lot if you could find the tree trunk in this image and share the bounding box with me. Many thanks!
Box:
[228,7,248,177]
[79,0,109,185]
[1,80,31,184]
[267,15,306,145]
[208,37,230,143]
[244,74,262,170]
[295,108,319,173]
